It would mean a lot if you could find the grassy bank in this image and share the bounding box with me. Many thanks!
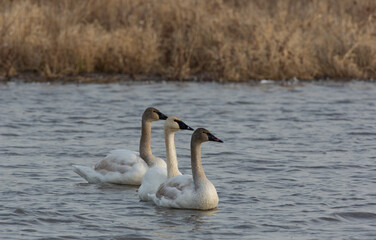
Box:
[1,0,376,82]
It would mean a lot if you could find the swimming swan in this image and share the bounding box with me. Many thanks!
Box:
[150,128,223,210]
[73,107,168,185]
[138,116,193,201]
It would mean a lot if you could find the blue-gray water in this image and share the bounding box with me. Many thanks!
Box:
[1,81,376,239]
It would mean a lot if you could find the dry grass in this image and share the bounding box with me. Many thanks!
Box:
[1,0,376,81]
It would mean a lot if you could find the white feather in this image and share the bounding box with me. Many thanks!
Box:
[73,149,149,185]
[138,166,167,201]
[150,175,218,210]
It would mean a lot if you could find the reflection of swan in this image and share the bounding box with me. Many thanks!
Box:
[150,128,223,210]
[73,107,167,185]
[154,207,219,233]
[138,116,193,201]
[155,207,219,218]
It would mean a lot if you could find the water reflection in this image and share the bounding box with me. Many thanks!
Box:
[154,207,218,233]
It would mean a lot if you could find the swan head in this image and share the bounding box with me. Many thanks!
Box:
[143,107,168,122]
[164,116,194,132]
[192,128,223,144]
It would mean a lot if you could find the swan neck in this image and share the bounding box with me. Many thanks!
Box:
[139,120,152,162]
[191,141,206,187]
[165,128,180,178]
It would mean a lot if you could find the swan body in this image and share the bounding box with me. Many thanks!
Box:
[138,116,193,201]
[151,174,217,210]
[73,150,148,185]
[150,128,223,210]
[73,107,167,185]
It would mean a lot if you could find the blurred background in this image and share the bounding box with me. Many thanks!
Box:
[1,0,376,82]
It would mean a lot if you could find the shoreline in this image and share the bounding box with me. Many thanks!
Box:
[1,72,375,85]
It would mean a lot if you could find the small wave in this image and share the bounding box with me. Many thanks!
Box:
[112,235,151,240]
[348,132,376,136]
[233,224,257,229]
[314,112,346,117]
[261,223,297,230]
[318,217,341,222]
[20,228,37,233]
[1,124,22,129]
[73,214,90,220]
[227,100,255,105]
[292,165,329,170]
[334,212,376,220]
[275,117,309,122]
[209,151,241,156]
[250,137,282,141]
[1,133,20,137]
[332,100,354,104]
[37,217,74,223]
[54,129,96,133]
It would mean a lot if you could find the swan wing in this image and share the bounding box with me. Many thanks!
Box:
[102,149,140,165]
[74,149,148,185]
[150,175,194,208]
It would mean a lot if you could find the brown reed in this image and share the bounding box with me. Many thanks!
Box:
[1,0,375,81]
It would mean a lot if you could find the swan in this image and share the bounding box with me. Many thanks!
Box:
[138,116,193,201]
[73,107,168,185]
[150,128,223,210]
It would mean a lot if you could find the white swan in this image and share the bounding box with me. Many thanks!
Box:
[150,128,223,210]
[138,116,193,201]
[73,107,168,185]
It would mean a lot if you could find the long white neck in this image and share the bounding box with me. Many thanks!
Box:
[164,128,180,178]
[139,120,152,164]
[191,141,207,188]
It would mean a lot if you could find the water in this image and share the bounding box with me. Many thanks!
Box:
[1,81,376,239]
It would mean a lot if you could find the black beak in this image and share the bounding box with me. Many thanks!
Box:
[175,119,194,131]
[207,132,223,143]
[157,111,168,120]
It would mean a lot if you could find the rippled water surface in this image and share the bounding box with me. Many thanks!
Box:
[1,81,376,239]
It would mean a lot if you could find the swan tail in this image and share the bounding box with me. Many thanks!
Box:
[73,165,103,183]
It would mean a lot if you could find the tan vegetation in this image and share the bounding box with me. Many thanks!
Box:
[1,0,376,82]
